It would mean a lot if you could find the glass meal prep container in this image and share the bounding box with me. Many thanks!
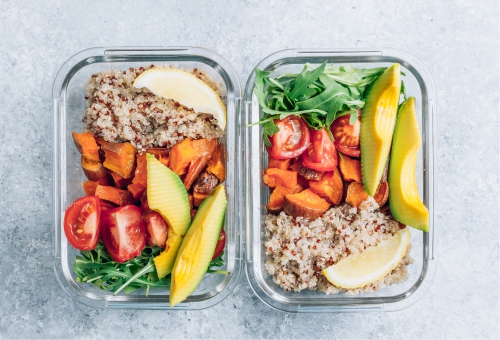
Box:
[53,47,242,310]
[242,48,436,313]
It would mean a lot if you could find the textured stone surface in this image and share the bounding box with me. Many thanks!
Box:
[0,0,498,338]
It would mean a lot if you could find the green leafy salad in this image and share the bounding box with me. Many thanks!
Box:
[252,61,406,144]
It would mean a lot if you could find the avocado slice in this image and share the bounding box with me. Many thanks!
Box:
[388,97,429,231]
[360,63,401,195]
[170,184,227,307]
[146,154,191,278]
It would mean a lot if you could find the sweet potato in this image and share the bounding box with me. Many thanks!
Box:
[72,131,100,162]
[146,148,170,167]
[188,193,194,210]
[206,142,226,182]
[193,191,210,207]
[263,168,298,188]
[132,152,147,187]
[345,182,389,208]
[81,156,108,181]
[345,182,369,208]
[297,174,310,189]
[283,189,330,220]
[373,181,389,207]
[110,170,132,189]
[290,159,323,181]
[95,185,133,206]
[338,153,362,183]
[267,158,291,170]
[266,184,303,214]
[101,140,137,179]
[168,138,197,176]
[184,154,211,190]
[82,176,109,196]
[127,183,146,201]
[191,138,217,157]
[308,168,343,205]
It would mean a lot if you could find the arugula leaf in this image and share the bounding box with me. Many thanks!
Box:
[297,74,362,127]
[73,241,227,295]
[288,61,327,101]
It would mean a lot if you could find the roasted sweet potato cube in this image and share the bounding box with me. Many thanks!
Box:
[127,183,146,201]
[191,138,217,157]
[82,176,109,196]
[72,131,100,162]
[81,156,108,181]
[193,191,210,207]
[308,168,343,205]
[100,140,137,179]
[168,139,197,176]
[184,154,211,190]
[283,189,330,220]
[345,182,389,208]
[345,182,369,208]
[266,184,303,214]
[110,171,132,189]
[263,168,297,188]
[146,148,170,167]
[95,185,133,206]
[338,153,362,183]
[267,158,291,171]
[206,142,226,182]
[132,152,147,187]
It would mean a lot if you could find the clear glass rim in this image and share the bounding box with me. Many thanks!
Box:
[242,47,437,313]
[52,46,243,310]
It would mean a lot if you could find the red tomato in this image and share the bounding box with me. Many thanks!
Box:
[143,210,168,248]
[301,128,338,171]
[330,114,361,157]
[212,229,226,260]
[267,116,310,159]
[100,205,146,263]
[64,196,102,250]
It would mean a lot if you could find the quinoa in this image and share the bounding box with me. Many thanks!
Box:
[82,65,224,152]
[264,197,414,295]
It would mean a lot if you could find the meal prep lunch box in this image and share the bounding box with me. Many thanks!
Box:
[53,47,435,312]
[53,47,242,309]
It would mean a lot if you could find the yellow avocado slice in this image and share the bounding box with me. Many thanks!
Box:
[170,185,227,307]
[146,154,191,278]
[388,97,429,231]
[360,63,401,196]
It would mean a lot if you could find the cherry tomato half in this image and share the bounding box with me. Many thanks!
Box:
[143,210,168,248]
[301,128,338,171]
[330,114,361,157]
[100,205,146,263]
[212,229,226,260]
[267,116,310,159]
[64,196,102,250]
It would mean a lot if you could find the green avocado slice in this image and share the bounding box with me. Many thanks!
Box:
[170,185,227,307]
[388,97,429,231]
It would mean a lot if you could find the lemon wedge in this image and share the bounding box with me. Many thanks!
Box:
[322,227,410,289]
[133,68,227,130]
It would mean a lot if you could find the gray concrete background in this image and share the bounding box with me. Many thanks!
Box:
[0,0,498,338]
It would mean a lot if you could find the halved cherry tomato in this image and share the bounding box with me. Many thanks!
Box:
[212,229,226,260]
[100,205,146,263]
[143,210,168,248]
[267,116,310,159]
[64,196,102,250]
[330,114,361,157]
[301,128,338,171]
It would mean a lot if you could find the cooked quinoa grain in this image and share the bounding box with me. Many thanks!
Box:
[83,66,224,152]
[264,197,414,294]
